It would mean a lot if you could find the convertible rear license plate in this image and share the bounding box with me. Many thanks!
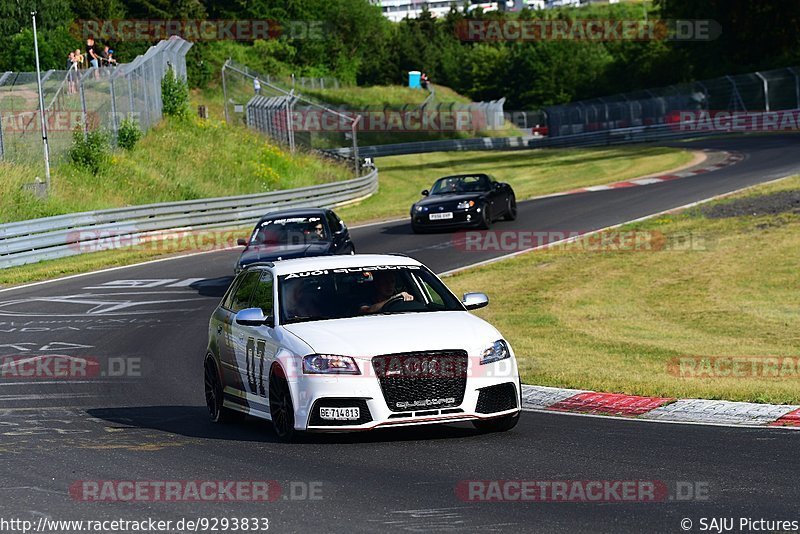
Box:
[320,407,360,420]
[429,212,453,221]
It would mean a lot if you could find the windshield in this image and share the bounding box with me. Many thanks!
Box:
[429,175,491,195]
[249,216,328,246]
[279,265,464,324]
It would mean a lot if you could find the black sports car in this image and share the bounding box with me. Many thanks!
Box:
[410,173,517,232]
[234,208,355,273]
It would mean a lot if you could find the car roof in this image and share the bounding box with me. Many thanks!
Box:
[250,254,423,276]
[256,208,329,224]
[437,173,492,180]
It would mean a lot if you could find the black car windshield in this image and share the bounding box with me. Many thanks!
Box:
[249,216,327,246]
[429,175,491,195]
[279,265,464,324]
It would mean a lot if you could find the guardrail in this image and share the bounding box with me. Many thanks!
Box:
[328,136,536,158]
[326,122,723,158]
[0,169,378,269]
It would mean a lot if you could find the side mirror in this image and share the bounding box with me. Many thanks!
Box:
[421,189,429,196]
[235,308,273,327]
[237,238,248,246]
[462,292,489,310]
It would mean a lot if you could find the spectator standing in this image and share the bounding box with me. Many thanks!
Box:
[86,37,100,69]
[254,77,261,95]
[101,45,118,67]
[66,52,78,93]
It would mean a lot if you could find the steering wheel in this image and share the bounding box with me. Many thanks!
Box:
[380,294,405,311]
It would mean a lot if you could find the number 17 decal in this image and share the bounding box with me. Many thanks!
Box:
[246,337,266,396]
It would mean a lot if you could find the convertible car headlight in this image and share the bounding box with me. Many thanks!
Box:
[457,200,475,209]
[302,354,361,374]
[480,340,510,365]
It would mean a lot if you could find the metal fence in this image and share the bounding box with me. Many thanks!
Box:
[222,59,361,175]
[0,37,192,166]
[546,66,800,136]
[279,75,344,90]
[325,119,731,158]
[222,59,510,173]
[0,168,378,269]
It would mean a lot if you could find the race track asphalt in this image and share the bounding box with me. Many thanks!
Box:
[1,135,799,533]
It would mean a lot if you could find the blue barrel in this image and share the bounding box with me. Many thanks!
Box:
[408,70,421,89]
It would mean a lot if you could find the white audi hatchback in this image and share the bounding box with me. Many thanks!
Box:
[204,254,520,440]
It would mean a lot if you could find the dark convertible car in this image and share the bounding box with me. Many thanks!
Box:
[410,173,517,232]
[234,208,355,273]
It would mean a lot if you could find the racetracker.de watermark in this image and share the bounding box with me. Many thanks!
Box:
[289,109,488,132]
[455,480,710,502]
[69,480,323,502]
[670,110,800,133]
[668,356,800,379]
[453,230,709,253]
[0,355,140,380]
[455,19,720,42]
[67,228,244,254]
[0,111,127,133]
[71,19,326,41]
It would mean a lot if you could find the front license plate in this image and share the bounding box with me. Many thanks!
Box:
[429,212,453,221]
[320,407,360,420]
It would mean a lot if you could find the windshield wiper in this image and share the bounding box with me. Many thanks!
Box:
[285,315,330,324]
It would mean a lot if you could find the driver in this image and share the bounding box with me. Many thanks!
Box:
[359,270,414,314]
[305,221,326,241]
[284,279,323,319]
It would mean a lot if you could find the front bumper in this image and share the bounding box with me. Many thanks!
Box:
[289,359,520,432]
[411,208,484,229]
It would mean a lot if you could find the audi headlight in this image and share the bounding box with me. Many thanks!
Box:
[302,354,360,374]
[457,200,475,209]
[480,340,510,365]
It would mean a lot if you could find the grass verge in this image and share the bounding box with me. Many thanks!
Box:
[337,145,694,223]
[0,116,352,224]
[302,84,466,107]
[300,84,523,144]
[445,175,800,404]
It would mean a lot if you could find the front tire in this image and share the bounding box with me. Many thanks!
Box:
[504,195,517,221]
[478,203,492,230]
[269,366,297,441]
[204,357,244,424]
[472,411,520,433]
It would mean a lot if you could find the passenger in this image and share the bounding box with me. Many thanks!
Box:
[284,279,323,319]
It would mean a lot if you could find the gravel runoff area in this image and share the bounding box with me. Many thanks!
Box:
[701,189,800,218]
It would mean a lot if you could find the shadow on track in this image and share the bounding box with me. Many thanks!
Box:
[189,277,234,298]
[378,221,480,236]
[86,405,489,445]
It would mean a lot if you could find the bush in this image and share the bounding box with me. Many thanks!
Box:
[161,66,190,118]
[117,117,142,150]
[68,129,110,175]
